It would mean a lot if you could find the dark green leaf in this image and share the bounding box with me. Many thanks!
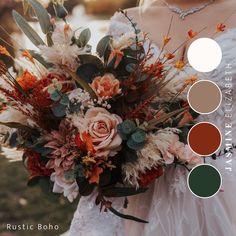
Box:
[76,64,100,83]
[28,0,52,34]
[12,10,45,46]
[109,207,148,223]
[77,28,91,47]
[78,55,104,70]
[96,35,111,57]
[102,186,148,198]
[76,178,95,196]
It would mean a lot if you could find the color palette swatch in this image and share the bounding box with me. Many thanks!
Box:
[187,38,223,198]
[187,164,222,198]
[188,122,222,156]
[188,80,222,114]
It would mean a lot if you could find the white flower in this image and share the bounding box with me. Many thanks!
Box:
[111,32,137,51]
[39,23,87,71]
[50,172,79,202]
[122,128,181,187]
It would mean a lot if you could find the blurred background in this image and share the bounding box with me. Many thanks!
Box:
[0,0,137,235]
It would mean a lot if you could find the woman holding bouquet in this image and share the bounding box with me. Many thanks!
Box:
[69,0,236,235]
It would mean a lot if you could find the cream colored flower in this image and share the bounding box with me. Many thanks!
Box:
[51,172,79,203]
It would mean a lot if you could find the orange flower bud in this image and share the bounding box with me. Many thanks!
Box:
[163,36,171,46]
[188,30,198,39]
[185,75,198,85]
[0,45,11,57]
[174,60,185,70]
[165,53,175,60]
[216,23,226,32]
[22,50,34,64]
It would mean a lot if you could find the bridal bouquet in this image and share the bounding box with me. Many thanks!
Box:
[0,0,224,222]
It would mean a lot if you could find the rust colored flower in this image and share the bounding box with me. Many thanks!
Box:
[163,36,171,46]
[82,132,95,156]
[138,166,164,188]
[32,73,73,108]
[90,73,121,98]
[174,60,185,70]
[75,133,86,150]
[216,23,226,32]
[88,165,103,184]
[26,150,53,179]
[16,70,37,91]
[0,45,11,57]
[188,30,198,39]
[22,50,34,64]
[165,53,175,60]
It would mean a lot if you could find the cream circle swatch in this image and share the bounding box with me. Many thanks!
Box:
[187,38,222,72]
[188,80,222,114]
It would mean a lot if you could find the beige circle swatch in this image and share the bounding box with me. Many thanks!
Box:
[188,80,222,114]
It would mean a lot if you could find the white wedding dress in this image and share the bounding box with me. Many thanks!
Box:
[68,16,236,236]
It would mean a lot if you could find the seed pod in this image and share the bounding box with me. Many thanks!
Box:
[53,3,68,19]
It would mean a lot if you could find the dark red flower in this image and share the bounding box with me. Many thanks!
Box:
[31,73,74,108]
[138,166,164,187]
[26,150,53,179]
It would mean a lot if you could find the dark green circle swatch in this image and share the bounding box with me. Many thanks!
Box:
[188,164,222,198]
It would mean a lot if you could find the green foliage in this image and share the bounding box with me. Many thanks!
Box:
[118,120,146,151]
[109,207,148,223]
[28,0,52,34]
[52,102,67,117]
[76,177,96,196]
[117,120,136,140]
[53,2,68,19]
[77,28,91,48]
[96,35,112,58]
[12,10,45,46]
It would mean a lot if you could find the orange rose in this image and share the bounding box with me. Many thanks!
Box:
[90,73,121,98]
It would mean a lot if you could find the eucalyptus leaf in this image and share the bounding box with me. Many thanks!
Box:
[77,28,91,47]
[60,95,70,106]
[28,0,52,34]
[51,103,67,117]
[12,10,45,46]
[96,35,111,58]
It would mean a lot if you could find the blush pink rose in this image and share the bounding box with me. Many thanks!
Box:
[80,107,122,158]
[90,73,121,98]
[169,140,203,165]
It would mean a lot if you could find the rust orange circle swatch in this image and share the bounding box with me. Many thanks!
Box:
[188,122,222,156]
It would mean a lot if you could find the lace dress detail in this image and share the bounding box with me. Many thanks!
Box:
[68,18,236,236]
